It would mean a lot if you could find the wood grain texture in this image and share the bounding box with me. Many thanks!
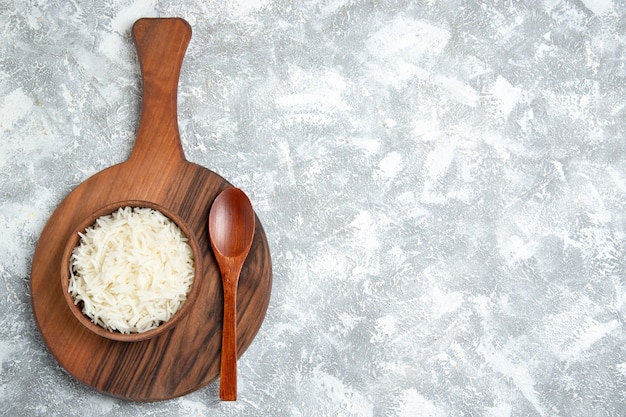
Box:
[29,18,272,401]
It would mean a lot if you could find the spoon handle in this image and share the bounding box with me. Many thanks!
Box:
[220,267,241,401]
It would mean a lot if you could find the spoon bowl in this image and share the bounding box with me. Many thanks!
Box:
[209,189,256,259]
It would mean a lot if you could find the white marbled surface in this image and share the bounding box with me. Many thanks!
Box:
[1,0,626,415]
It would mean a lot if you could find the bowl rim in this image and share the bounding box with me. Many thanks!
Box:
[60,200,203,342]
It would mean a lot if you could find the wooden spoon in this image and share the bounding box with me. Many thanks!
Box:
[208,187,256,401]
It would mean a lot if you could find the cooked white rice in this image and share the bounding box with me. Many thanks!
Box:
[68,206,194,334]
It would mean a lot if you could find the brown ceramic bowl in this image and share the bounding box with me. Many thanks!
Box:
[60,200,202,342]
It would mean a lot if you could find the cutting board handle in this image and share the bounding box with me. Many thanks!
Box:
[128,18,192,164]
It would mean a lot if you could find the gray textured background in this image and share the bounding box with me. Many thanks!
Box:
[1,0,625,416]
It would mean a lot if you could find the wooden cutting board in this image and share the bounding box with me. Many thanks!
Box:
[30,18,272,401]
